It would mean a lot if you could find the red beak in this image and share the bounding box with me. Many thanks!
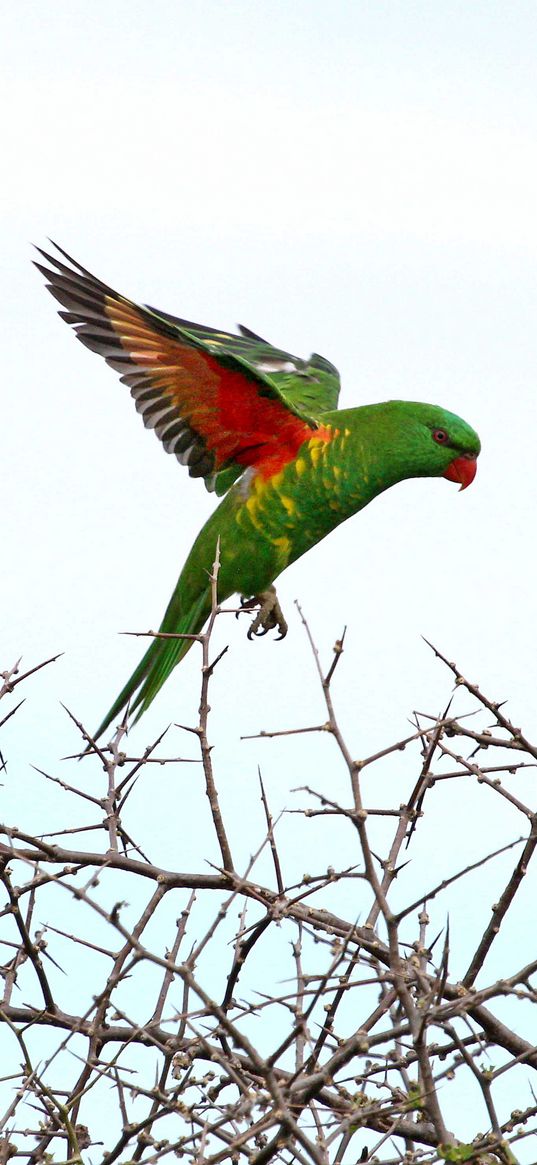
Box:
[443,454,477,491]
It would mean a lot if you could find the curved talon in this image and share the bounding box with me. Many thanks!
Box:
[236,598,248,621]
[240,586,288,642]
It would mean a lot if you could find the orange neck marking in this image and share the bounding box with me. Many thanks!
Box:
[252,422,334,481]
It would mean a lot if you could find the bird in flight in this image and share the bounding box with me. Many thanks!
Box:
[36,243,480,740]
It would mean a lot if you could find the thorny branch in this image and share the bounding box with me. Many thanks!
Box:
[0,593,536,1165]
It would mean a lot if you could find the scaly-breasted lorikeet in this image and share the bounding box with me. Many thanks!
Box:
[36,243,480,740]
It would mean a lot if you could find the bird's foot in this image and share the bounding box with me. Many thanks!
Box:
[239,586,288,641]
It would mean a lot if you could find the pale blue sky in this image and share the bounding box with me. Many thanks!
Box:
[3,2,537,1151]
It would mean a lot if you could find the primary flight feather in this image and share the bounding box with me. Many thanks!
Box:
[36,243,480,740]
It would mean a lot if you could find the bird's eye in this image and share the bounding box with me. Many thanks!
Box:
[433,428,448,444]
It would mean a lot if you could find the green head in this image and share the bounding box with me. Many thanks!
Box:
[331,400,480,493]
[384,401,480,489]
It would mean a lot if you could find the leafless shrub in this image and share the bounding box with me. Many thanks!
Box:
[1,563,536,1165]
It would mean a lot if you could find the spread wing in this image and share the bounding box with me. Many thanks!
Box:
[36,242,341,495]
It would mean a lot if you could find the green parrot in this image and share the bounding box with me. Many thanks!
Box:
[36,243,480,740]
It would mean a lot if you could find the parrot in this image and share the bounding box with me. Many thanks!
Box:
[36,243,480,741]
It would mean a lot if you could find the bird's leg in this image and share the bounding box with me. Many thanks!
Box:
[238,586,288,641]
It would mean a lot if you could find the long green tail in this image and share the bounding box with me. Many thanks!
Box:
[92,587,211,743]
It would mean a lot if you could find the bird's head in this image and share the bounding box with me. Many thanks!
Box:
[384,402,481,490]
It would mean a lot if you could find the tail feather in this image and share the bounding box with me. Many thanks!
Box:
[93,589,210,743]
